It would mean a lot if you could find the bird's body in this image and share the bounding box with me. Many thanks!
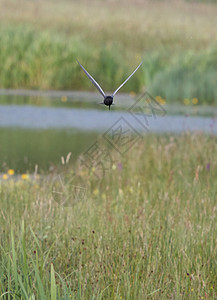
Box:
[102,95,113,110]
[76,59,142,110]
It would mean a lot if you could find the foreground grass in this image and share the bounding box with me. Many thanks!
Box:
[0,133,216,299]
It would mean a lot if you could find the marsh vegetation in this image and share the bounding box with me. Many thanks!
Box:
[0,0,217,103]
[0,0,217,299]
[0,133,217,299]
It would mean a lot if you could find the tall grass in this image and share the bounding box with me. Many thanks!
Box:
[0,25,217,104]
[0,26,139,92]
[0,0,217,103]
[145,47,217,104]
[0,133,216,299]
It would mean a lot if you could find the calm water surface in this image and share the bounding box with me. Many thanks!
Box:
[0,103,216,173]
[0,104,217,132]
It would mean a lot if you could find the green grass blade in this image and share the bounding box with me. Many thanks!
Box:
[50,263,57,300]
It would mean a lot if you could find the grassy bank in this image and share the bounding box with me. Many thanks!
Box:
[0,0,217,103]
[0,133,216,299]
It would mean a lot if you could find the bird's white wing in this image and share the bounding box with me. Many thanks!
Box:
[76,59,105,97]
[112,62,143,97]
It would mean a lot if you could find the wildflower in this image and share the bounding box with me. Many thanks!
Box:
[156,96,166,105]
[93,189,99,196]
[21,174,29,180]
[192,97,198,105]
[8,169,15,176]
[117,163,122,171]
[2,174,8,180]
[184,98,190,105]
[206,163,210,171]
[112,164,116,170]
[61,96,67,102]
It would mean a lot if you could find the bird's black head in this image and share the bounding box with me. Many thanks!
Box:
[104,95,113,110]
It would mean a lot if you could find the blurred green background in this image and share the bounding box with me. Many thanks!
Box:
[0,0,217,104]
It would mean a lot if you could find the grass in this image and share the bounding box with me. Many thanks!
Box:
[0,25,136,92]
[0,132,216,299]
[146,47,217,104]
[0,0,217,103]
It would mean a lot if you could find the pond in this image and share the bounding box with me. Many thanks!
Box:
[0,92,217,174]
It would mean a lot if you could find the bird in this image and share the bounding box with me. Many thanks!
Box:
[76,59,143,110]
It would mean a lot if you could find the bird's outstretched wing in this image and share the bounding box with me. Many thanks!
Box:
[76,59,105,98]
[112,62,143,97]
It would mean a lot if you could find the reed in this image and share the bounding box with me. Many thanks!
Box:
[0,0,217,103]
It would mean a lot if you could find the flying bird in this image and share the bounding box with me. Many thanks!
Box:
[76,59,142,110]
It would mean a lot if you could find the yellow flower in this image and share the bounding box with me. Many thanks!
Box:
[21,174,29,180]
[2,174,8,180]
[184,98,190,105]
[130,91,136,97]
[112,164,117,170]
[192,97,198,105]
[119,188,123,197]
[93,189,99,196]
[155,96,166,105]
[8,169,15,176]
[61,96,67,102]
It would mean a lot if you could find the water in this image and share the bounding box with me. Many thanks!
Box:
[0,104,217,133]
[0,127,98,173]
[0,100,217,174]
